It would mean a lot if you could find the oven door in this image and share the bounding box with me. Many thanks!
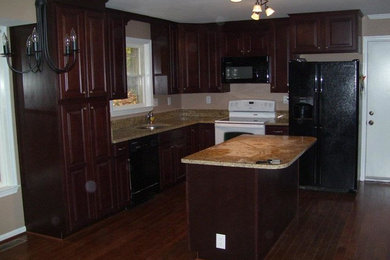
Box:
[214,122,265,144]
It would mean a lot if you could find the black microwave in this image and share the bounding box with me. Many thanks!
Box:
[221,56,270,83]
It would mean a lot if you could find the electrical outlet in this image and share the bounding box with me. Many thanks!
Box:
[216,233,226,249]
[283,96,289,104]
[206,96,212,104]
[167,96,172,106]
[153,98,158,106]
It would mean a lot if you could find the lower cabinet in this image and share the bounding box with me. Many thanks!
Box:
[112,142,131,209]
[265,125,289,135]
[198,123,215,150]
[159,127,188,189]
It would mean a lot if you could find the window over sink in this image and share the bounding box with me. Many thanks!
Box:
[110,37,153,117]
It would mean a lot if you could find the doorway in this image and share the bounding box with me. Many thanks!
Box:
[361,36,390,181]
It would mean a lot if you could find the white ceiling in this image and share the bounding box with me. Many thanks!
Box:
[106,0,390,23]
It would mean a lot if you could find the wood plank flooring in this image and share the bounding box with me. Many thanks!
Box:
[1,181,390,259]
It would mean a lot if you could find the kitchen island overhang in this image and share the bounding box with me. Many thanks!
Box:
[182,135,316,260]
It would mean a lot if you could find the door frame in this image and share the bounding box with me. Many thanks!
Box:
[360,35,390,181]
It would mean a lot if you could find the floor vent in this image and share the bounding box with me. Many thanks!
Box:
[0,237,27,252]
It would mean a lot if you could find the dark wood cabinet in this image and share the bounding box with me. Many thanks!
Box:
[106,10,128,99]
[177,24,228,93]
[177,24,202,93]
[151,21,179,95]
[221,30,269,57]
[61,100,114,231]
[290,10,362,54]
[265,125,289,135]
[270,19,290,93]
[158,127,188,189]
[12,0,114,238]
[198,123,215,150]
[112,142,131,209]
[56,4,108,100]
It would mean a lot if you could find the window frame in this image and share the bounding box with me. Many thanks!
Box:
[110,37,154,117]
[0,26,20,198]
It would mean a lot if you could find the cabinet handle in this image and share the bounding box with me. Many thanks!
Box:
[117,147,125,151]
[317,47,321,49]
[272,130,284,134]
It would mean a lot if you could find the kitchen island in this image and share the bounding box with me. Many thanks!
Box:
[182,135,316,260]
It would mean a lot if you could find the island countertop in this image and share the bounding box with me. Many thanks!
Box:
[182,134,316,169]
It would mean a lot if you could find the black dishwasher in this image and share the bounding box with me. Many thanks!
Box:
[129,135,160,205]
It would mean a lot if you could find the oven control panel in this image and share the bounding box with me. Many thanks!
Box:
[228,100,275,112]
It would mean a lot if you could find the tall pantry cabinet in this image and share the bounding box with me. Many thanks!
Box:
[11,0,121,238]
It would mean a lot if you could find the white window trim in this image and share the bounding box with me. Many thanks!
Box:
[110,37,154,118]
[0,26,20,197]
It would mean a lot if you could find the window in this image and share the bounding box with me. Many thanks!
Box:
[0,26,20,197]
[110,37,154,117]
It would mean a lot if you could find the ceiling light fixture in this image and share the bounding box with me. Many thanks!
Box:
[230,0,242,2]
[251,0,275,20]
[1,0,78,74]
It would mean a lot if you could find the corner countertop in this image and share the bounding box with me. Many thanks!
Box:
[111,109,289,144]
[182,135,316,170]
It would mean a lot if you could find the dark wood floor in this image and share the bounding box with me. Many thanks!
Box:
[1,181,390,260]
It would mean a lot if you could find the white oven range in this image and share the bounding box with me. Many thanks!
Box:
[214,100,276,144]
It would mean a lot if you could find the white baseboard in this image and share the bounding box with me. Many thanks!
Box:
[0,226,26,242]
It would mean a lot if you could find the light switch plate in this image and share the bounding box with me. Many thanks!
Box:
[216,233,226,249]
[283,96,289,104]
[206,96,212,104]
[167,96,172,106]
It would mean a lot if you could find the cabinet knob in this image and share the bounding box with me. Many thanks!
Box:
[82,91,86,94]
[112,92,116,95]
[90,106,94,110]
[83,107,87,111]
[247,50,250,53]
[318,47,321,49]
[369,120,374,125]
[90,90,94,94]
[369,111,374,116]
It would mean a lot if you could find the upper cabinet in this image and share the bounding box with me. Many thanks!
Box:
[106,10,129,100]
[220,30,269,57]
[176,24,229,93]
[56,4,108,100]
[290,10,362,54]
[151,21,179,95]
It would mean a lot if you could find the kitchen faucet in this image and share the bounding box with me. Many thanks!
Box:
[146,111,155,124]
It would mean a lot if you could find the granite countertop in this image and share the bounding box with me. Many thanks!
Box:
[111,109,289,144]
[182,135,316,170]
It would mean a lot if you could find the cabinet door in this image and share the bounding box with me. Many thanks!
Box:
[220,31,242,57]
[56,5,86,100]
[187,125,199,154]
[66,167,94,232]
[94,159,116,218]
[159,144,176,189]
[174,142,187,182]
[271,19,289,93]
[290,16,321,54]
[106,12,127,99]
[243,31,268,56]
[61,103,89,168]
[84,10,108,98]
[323,14,358,52]
[114,156,131,208]
[198,123,215,150]
[88,100,111,161]
[178,25,201,93]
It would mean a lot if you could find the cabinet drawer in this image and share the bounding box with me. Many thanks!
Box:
[265,125,289,135]
[112,142,128,157]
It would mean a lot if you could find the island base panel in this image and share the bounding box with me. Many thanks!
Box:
[186,162,299,260]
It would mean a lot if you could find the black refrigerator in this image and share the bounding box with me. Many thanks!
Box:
[289,60,359,192]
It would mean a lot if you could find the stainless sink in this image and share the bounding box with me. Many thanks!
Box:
[136,124,170,130]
